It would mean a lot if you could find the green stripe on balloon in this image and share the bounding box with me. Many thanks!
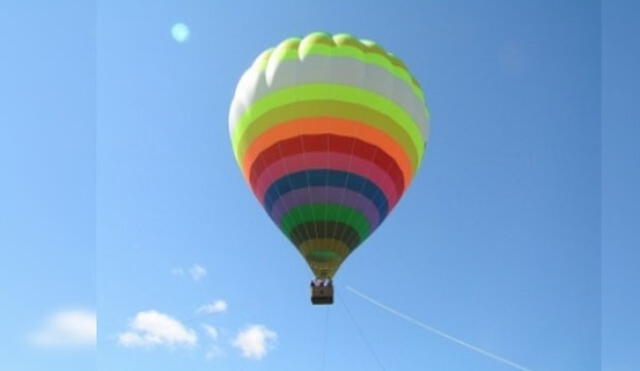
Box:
[234,101,420,176]
[279,203,371,240]
[306,249,342,263]
[231,84,425,164]
[230,52,428,136]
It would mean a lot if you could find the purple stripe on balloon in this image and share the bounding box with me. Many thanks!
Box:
[268,186,381,229]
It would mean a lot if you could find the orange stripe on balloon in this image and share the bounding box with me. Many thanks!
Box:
[241,117,413,187]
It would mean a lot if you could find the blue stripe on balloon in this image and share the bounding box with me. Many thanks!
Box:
[263,169,389,220]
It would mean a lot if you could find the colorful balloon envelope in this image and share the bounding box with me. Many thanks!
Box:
[229,32,430,282]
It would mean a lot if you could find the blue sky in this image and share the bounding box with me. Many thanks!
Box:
[602,0,640,370]
[0,2,96,370]
[0,1,636,370]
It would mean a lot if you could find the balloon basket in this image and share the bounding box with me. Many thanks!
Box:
[311,280,334,305]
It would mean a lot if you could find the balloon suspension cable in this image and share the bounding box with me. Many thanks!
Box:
[321,305,330,371]
[337,292,387,371]
[346,286,534,371]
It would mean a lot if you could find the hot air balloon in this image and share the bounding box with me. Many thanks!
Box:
[229,32,430,304]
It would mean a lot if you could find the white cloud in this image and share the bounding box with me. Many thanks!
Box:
[197,300,227,314]
[201,324,225,360]
[232,325,277,360]
[28,309,96,349]
[202,324,218,340]
[171,264,207,282]
[118,310,197,348]
[189,265,207,281]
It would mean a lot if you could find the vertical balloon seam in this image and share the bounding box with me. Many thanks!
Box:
[268,188,381,230]
[333,96,358,268]
[278,137,311,248]
[257,126,308,248]
[235,102,419,189]
[334,56,378,254]
[280,204,370,240]
[251,135,403,215]
[230,31,429,136]
[251,151,401,208]
[231,84,424,150]
[269,173,379,272]
[290,62,318,251]
[263,171,386,238]
[229,55,426,137]
[253,113,293,235]
[232,105,418,176]
[244,133,404,274]
[243,118,414,188]
[259,41,424,101]
[284,93,316,249]
[232,108,418,276]
[302,139,321,258]
[237,103,419,182]
[324,52,342,274]
[231,84,425,162]
[248,136,405,207]
[249,33,423,98]
[227,66,427,163]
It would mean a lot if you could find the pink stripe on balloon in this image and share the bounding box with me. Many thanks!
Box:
[253,152,399,207]
[269,186,381,229]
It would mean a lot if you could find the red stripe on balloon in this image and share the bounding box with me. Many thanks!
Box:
[249,134,405,197]
[253,151,400,207]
